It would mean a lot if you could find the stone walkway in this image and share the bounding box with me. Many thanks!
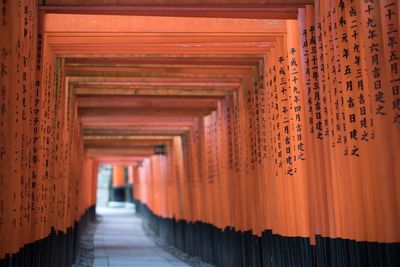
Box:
[92,206,190,267]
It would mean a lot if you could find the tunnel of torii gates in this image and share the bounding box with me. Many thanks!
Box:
[0,0,399,266]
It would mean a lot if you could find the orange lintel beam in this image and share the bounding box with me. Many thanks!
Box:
[83,135,176,140]
[86,148,155,157]
[98,157,145,165]
[65,56,261,66]
[42,0,312,6]
[66,66,254,78]
[39,5,304,19]
[78,107,215,116]
[43,14,287,33]
[74,88,233,97]
[85,144,170,150]
[80,116,198,125]
[84,139,173,148]
[47,35,279,45]
[51,45,274,55]
[83,127,192,136]
[76,95,223,108]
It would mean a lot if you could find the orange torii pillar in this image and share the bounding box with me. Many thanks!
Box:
[111,165,126,203]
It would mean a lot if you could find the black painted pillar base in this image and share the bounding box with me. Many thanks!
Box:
[134,199,400,267]
[0,206,95,267]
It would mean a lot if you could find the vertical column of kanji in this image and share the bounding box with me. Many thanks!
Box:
[355,0,386,245]
[336,0,368,243]
[238,78,253,231]
[201,116,208,224]
[309,0,331,241]
[258,60,269,233]
[298,6,318,245]
[58,76,68,232]
[180,133,191,221]
[321,1,346,243]
[217,103,228,229]
[0,0,10,258]
[237,76,254,231]
[224,97,232,227]
[281,37,298,237]
[229,91,243,230]
[58,58,68,229]
[59,58,69,231]
[68,102,75,226]
[224,95,236,229]
[212,112,220,227]
[212,110,221,227]
[200,115,210,224]
[274,42,292,236]
[261,52,274,233]
[208,112,216,226]
[66,83,74,226]
[251,66,265,235]
[190,118,201,222]
[286,19,310,239]
[258,60,272,234]
[24,0,38,248]
[68,101,75,223]
[274,42,287,235]
[237,87,249,231]
[76,100,85,219]
[264,47,277,233]
[40,41,56,238]
[263,45,276,233]
[320,3,338,242]
[183,133,192,221]
[192,124,200,223]
[242,70,255,232]
[50,58,61,231]
[378,0,400,243]
[10,0,27,253]
[209,113,215,227]
[18,0,27,249]
[217,100,231,229]
[264,52,279,233]
[316,0,341,244]
[184,132,194,222]
[282,29,305,237]
[30,9,43,244]
[299,5,325,245]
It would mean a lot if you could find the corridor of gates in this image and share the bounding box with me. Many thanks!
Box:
[0,0,399,266]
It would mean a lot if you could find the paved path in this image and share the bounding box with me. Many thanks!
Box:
[93,206,190,267]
